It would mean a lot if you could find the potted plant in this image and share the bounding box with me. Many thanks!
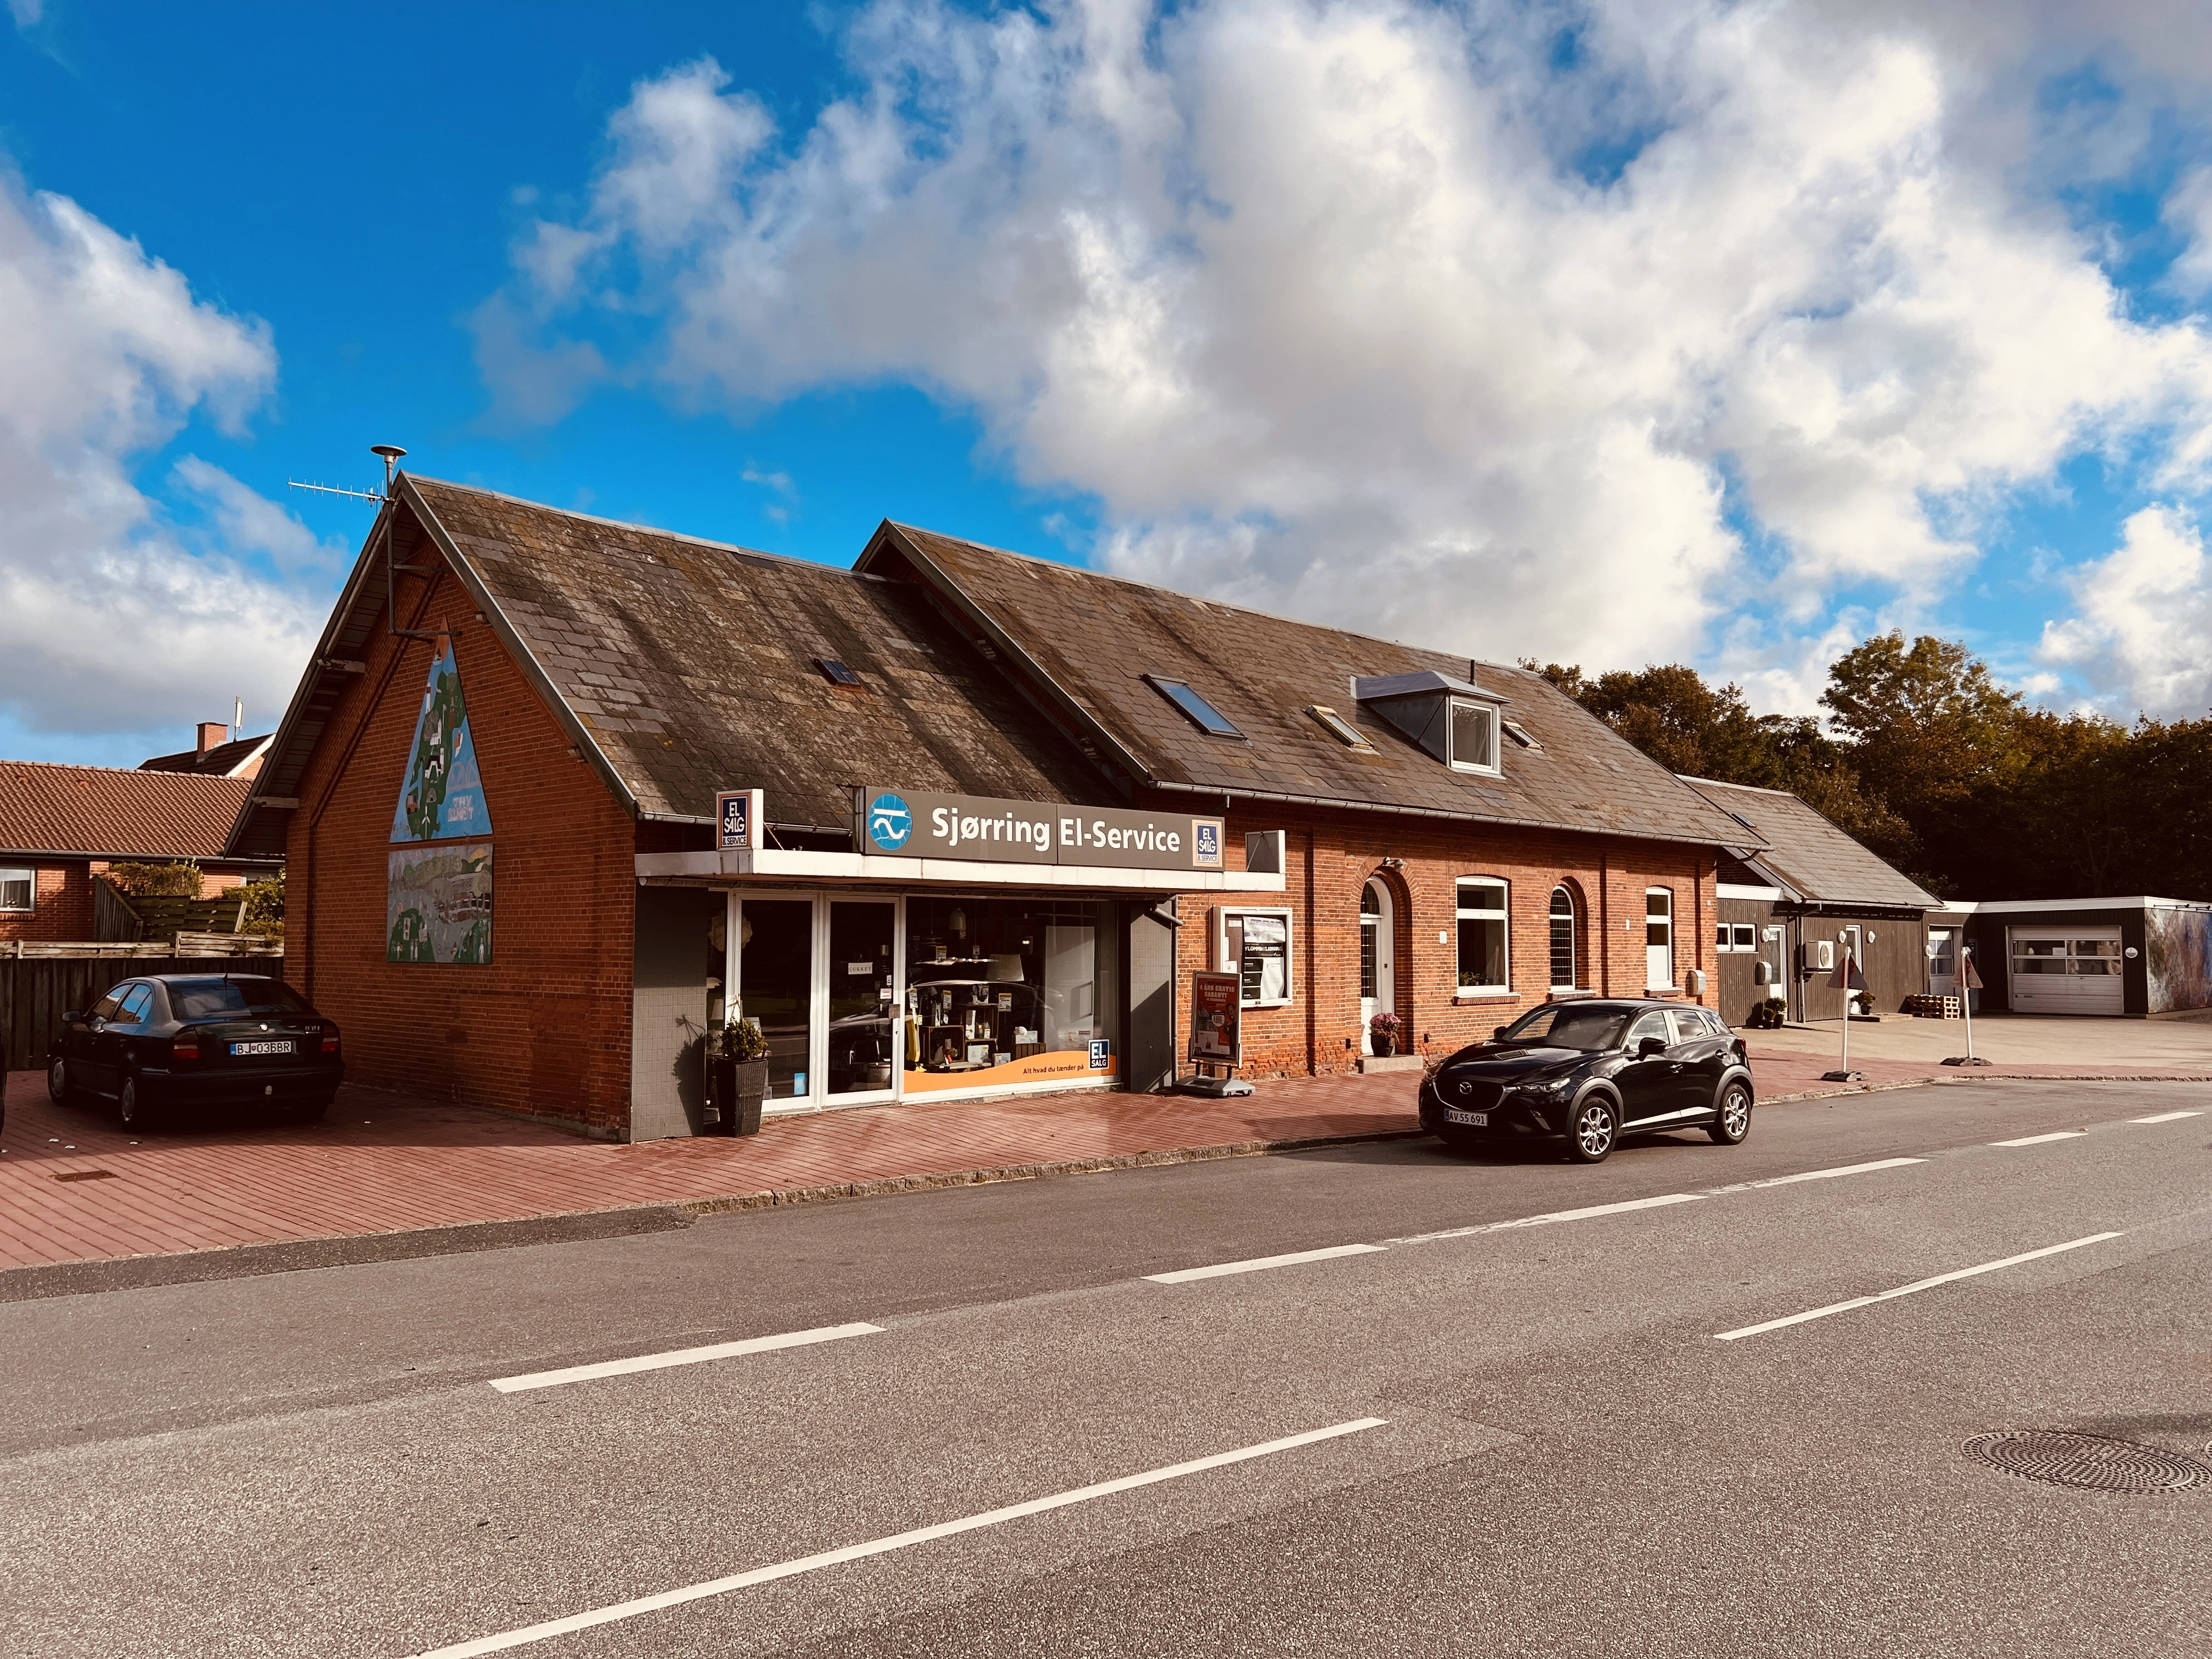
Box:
[1754,997,1789,1029]
[1368,1010,1403,1057]
[708,1018,771,1136]
[1852,991,1878,1021]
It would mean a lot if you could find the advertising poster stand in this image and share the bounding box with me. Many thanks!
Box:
[1182,970,1253,1097]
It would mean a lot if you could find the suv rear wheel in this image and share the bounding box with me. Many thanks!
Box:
[1709,1080,1752,1145]
[1568,1096,1618,1164]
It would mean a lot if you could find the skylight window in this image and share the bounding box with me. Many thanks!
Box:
[1500,718,1542,752]
[1307,705,1372,749]
[815,657,866,687]
[1145,675,1243,738]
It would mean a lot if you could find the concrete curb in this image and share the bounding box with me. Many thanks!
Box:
[0,1125,1427,1302]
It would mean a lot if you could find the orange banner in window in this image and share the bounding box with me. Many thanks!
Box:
[904,1048,1116,1094]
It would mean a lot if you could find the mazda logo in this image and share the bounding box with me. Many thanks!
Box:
[1457,1080,1472,1097]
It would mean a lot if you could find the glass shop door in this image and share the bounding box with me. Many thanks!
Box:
[732,893,904,1115]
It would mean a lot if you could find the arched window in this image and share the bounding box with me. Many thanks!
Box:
[1549,886,1577,990]
[1645,888,1675,990]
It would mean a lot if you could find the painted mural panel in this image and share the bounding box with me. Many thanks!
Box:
[391,637,493,843]
[2146,905,2212,1013]
[387,843,494,963]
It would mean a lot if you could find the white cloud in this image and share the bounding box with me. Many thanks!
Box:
[8,0,43,29]
[2039,505,2212,719]
[0,172,328,739]
[171,455,345,577]
[483,0,2212,684]
[2168,167,2212,297]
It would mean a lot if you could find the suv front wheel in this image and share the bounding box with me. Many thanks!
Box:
[1709,1080,1752,1145]
[1567,1096,1618,1164]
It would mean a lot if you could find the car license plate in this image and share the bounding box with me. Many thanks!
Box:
[229,1040,294,1056]
[1445,1108,1488,1126]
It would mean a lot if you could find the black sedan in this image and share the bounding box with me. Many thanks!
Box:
[47,973,344,1130]
[1421,999,1752,1163]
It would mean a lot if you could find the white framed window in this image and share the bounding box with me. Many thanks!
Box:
[1456,878,1510,994]
[1714,923,1756,953]
[0,867,31,912]
[1448,699,1500,774]
[1216,906,1294,1007]
[1548,885,1577,989]
[1645,888,1674,989]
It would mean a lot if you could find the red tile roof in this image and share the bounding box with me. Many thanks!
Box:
[0,761,259,861]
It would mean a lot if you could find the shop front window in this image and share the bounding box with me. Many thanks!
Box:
[905,896,1111,1092]
[740,898,814,1101]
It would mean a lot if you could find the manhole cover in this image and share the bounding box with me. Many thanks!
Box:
[1964,1432,2210,1494]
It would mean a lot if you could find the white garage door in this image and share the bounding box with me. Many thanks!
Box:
[2007,928,2125,1015]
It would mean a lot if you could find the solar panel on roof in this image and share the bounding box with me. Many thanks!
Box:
[815,657,866,687]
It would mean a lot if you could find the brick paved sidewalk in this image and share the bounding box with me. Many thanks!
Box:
[5,1050,2204,1277]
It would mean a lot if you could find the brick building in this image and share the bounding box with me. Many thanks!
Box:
[229,475,1760,1140]
[1,757,278,944]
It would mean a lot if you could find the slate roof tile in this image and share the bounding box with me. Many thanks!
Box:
[1681,776,1936,908]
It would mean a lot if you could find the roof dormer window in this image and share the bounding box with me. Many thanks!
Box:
[1306,705,1373,750]
[1448,699,1499,774]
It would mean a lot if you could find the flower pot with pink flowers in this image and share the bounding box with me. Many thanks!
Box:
[1368,1011,1403,1057]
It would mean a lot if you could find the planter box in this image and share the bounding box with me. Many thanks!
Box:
[1358,1053,1425,1074]
[707,1056,770,1136]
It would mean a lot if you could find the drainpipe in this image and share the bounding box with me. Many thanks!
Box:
[1304,828,1317,1077]
[1598,852,1611,995]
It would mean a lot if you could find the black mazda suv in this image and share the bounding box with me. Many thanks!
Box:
[1420,999,1753,1163]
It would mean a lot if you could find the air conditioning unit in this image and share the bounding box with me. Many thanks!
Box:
[1803,939,1835,972]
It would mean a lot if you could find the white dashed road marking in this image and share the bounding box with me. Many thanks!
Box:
[2129,1110,2203,1125]
[1714,1232,2124,1341]
[404,1418,1391,1658]
[1991,1131,2089,1147]
[1144,1244,1386,1284]
[489,1322,882,1393]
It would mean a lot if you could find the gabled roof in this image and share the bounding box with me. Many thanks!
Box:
[139,733,273,778]
[1682,776,1937,910]
[860,524,1762,849]
[0,761,260,862]
[234,477,1107,855]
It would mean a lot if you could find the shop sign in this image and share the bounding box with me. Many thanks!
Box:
[1188,971,1242,1065]
[857,787,1226,871]
[715,788,763,851]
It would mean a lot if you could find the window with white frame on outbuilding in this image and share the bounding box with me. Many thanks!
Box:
[0,867,31,912]
[1456,879,1509,992]
[1217,906,1293,1007]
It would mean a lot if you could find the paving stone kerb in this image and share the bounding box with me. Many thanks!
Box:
[5,1057,2206,1293]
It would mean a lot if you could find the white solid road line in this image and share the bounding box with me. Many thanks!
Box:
[1714,1231,2124,1341]
[1144,1243,1386,1284]
[1741,1156,1926,1189]
[488,1322,882,1393]
[2129,1110,2204,1125]
[1991,1130,2089,1147]
[1390,1191,1702,1247]
[403,1417,1390,1659]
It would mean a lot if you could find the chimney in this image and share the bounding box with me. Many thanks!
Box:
[196,722,228,757]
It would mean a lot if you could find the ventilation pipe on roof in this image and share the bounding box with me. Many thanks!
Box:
[368,445,445,646]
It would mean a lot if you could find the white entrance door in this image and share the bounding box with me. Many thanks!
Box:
[2007,927,2125,1015]
[1360,879,1394,1053]
[1762,926,1788,1008]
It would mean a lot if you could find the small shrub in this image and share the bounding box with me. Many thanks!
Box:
[238,874,285,939]
[721,1018,770,1062]
[106,860,203,898]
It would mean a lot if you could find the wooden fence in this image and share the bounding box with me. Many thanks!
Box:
[1,951,283,1073]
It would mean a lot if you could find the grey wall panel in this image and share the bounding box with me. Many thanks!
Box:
[631,885,720,1141]
[1123,899,1176,1093]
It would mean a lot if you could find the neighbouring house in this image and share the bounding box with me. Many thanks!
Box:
[1680,776,1940,1025]
[230,473,1767,1141]
[139,722,274,781]
[0,758,282,944]
[1936,898,2212,1019]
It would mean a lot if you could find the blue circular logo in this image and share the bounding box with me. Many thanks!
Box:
[867,792,913,851]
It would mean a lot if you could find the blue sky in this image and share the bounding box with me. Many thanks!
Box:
[5,0,2212,766]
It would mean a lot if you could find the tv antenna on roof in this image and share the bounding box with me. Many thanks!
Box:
[287,444,443,645]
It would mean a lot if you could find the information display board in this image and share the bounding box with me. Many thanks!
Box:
[1188,970,1243,1067]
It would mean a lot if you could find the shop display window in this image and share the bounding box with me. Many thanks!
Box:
[1217,906,1293,1007]
[905,896,1108,1088]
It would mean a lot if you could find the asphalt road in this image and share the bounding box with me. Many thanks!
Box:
[1,1080,2206,1657]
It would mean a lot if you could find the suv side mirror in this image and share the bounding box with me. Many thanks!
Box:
[1637,1035,1666,1059]
[1492,1026,1510,1041]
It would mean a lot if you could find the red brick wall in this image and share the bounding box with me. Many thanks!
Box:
[1165,804,1712,1081]
[0,864,93,942]
[286,563,637,1137]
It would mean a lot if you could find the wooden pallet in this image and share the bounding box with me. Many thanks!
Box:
[1903,994,1961,1019]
